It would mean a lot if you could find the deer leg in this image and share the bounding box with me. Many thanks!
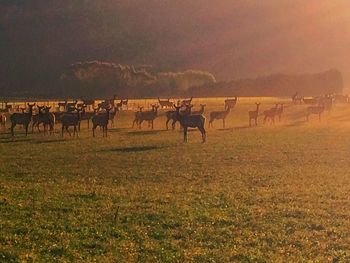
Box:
[92,125,96,137]
[172,119,176,130]
[66,127,71,137]
[11,123,15,137]
[183,127,188,142]
[61,125,64,137]
[25,124,29,136]
[199,126,206,143]
[255,117,258,126]
[151,120,154,130]
[166,118,170,130]
[223,118,225,129]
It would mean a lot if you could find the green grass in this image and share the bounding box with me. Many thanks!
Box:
[1,98,350,262]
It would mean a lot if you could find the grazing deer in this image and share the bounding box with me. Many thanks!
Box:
[248,103,260,127]
[174,105,206,143]
[60,108,81,137]
[306,104,325,121]
[158,98,174,109]
[276,104,284,122]
[191,104,206,115]
[209,105,232,128]
[263,104,278,125]
[138,104,159,129]
[0,113,7,130]
[92,107,111,137]
[225,96,238,109]
[10,103,35,136]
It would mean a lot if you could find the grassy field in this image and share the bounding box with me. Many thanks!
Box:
[1,98,350,262]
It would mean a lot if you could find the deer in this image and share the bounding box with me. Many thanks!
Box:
[165,104,193,130]
[10,103,35,137]
[60,108,81,137]
[158,98,174,109]
[32,105,54,134]
[31,105,45,133]
[92,107,111,137]
[108,106,119,128]
[306,103,325,121]
[181,97,193,107]
[225,96,238,109]
[209,105,232,128]
[191,104,206,115]
[276,104,284,122]
[138,104,159,129]
[0,113,7,130]
[292,92,303,104]
[174,105,206,143]
[132,106,143,128]
[79,105,95,130]
[248,103,260,127]
[263,104,278,125]
[34,106,55,135]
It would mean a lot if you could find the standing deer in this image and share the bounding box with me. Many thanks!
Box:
[108,106,119,128]
[225,96,238,109]
[165,104,193,130]
[10,103,35,136]
[191,104,206,115]
[174,105,206,143]
[0,113,7,130]
[31,105,45,133]
[306,104,325,121]
[209,105,232,128]
[181,97,193,107]
[132,106,143,128]
[248,103,260,127]
[138,104,159,129]
[276,104,284,122]
[79,105,95,130]
[92,107,111,137]
[292,92,303,104]
[60,108,81,137]
[263,104,278,125]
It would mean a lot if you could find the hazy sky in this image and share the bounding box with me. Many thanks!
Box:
[0,0,349,94]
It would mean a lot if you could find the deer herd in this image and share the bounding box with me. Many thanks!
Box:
[0,93,345,142]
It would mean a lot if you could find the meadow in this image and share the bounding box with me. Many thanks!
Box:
[1,97,350,262]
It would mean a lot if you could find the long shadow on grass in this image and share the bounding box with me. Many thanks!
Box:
[30,138,66,144]
[0,137,33,143]
[127,130,168,136]
[101,145,165,153]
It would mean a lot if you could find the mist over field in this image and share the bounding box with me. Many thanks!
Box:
[0,0,349,97]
